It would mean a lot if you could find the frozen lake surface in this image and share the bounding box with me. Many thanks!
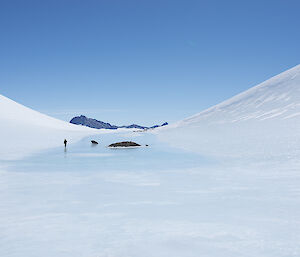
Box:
[1,132,300,257]
[6,132,212,174]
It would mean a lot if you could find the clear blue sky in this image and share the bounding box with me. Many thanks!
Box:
[0,0,299,125]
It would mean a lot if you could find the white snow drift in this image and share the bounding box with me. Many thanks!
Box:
[0,95,106,160]
[158,64,300,159]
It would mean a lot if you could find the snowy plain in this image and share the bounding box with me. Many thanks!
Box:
[1,65,300,257]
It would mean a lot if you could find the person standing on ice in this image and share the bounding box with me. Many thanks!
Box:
[64,139,67,148]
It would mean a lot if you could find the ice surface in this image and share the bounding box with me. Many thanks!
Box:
[1,133,300,257]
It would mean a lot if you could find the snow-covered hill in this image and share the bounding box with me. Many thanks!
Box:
[0,95,104,160]
[180,64,300,125]
[2,65,300,160]
[158,64,300,159]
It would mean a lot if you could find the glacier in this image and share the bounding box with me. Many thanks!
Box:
[1,65,300,257]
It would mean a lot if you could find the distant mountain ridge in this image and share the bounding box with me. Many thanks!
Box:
[70,115,168,130]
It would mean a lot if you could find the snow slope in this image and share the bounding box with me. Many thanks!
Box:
[158,64,300,159]
[0,95,106,160]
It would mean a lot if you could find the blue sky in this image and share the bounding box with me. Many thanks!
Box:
[0,0,299,125]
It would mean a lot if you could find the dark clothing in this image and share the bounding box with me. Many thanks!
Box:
[64,139,67,147]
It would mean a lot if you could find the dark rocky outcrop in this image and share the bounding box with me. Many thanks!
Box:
[119,124,148,129]
[70,115,118,129]
[70,115,168,130]
[108,141,141,147]
[91,140,98,144]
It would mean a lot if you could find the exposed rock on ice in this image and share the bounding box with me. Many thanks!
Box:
[108,141,141,147]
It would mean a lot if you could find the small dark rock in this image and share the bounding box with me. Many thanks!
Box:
[91,140,98,144]
[108,141,141,147]
[145,144,149,146]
